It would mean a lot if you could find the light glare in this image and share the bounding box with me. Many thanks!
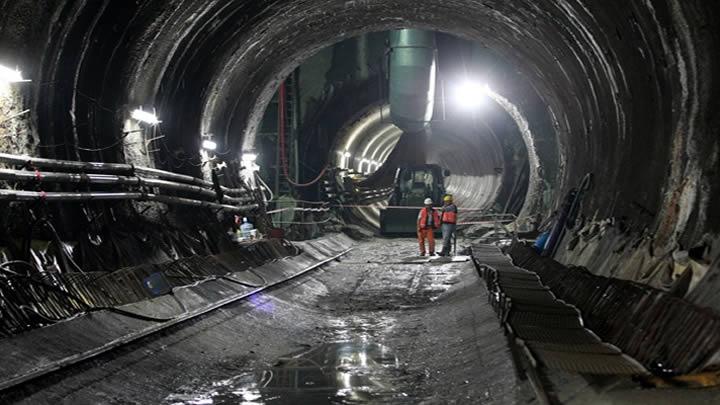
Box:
[202,140,217,151]
[455,80,490,110]
[131,109,160,125]
[0,65,29,83]
[242,152,259,172]
[242,153,257,162]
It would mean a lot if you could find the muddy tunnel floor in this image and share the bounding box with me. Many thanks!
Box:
[1,239,535,404]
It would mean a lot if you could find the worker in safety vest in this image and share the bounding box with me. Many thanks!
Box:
[440,195,458,256]
[417,198,440,256]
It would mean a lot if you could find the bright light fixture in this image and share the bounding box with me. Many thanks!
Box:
[455,80,491,110]
[202,140,217,151]
[336,150,353,169]
[131,109,161,125]
[241,152,259,172]
[0,65,29,83]
[242,153,257,162]
[359,158,370,173]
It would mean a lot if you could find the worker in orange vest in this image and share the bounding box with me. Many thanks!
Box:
[417,198,441,256]
[440,194,458,256]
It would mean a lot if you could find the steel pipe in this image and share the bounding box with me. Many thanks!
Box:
[0,153,249,197]
[0,169,140,186]
[135,168,248,197]
[0,190,142,202]
[147,195,257,212]
[0,169,252,205]
[142,178,252,204]
[135,166,212,188]
[388,29,437,134]
[0,153,132,173]
[0,189,257,212]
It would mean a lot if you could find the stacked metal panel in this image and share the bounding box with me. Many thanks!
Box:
[507,243,720,376]
[471,244,648,376]
[0,239,295,337]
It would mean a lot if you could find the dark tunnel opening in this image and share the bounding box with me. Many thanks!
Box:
[2,0,720,402]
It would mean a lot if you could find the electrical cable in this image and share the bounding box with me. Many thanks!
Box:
[157,126,206,169]
[164,263,267,289]
[220,275,264,289]
[164,272,265,289]
[105,307,176,323]
[266,206,331,214]
[0,260,34,276]
[17,305,59,323]
[248,267,268,286]
[75,130,134,152]
[272,217,334,225]
[36,142,68,149]
[277,81,328,188]
[1,270,176,323]
[35,125,139,151]
[43,220,86,274]
[255,172,274,202]
[272,199,329,205]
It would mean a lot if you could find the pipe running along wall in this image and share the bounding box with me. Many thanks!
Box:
[0,153,257,210]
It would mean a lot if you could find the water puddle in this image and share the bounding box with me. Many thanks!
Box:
[319,317,398,341]
[165,342,412,404]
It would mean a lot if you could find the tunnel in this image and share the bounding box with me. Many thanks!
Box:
[1,0,720,403]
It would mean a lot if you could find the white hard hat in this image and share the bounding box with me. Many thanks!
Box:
[424,198,433,205]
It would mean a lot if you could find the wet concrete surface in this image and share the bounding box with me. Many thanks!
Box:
[1,239,533,404]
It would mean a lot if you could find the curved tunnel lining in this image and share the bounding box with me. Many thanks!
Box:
[329,93,533,226]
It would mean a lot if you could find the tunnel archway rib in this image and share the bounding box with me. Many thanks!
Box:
[19,0,717,246]
[182,0,697,231]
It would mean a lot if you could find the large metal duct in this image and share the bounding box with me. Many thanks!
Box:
[388,29,437,135]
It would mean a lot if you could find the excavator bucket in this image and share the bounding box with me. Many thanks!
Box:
[379,207,419,235]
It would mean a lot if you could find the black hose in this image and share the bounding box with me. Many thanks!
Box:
[248,268,268,285]
[0,260,34,276]
[165,269,266,289]
[221,272,265,289]
[104,307,175,323]
[42,220,86,273]
[1,263,175,323]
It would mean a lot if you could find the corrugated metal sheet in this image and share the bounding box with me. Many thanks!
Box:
[506,243,720,375]
[472,243,651,376]
[0,239,295,337]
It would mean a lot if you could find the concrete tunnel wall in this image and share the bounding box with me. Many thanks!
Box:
[1,1,720,303]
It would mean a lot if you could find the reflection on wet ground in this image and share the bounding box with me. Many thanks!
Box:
[163,244,470,405]
[165,342,410,404]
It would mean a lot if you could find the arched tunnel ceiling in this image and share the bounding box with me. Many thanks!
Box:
[4,3,720,392]
[1,0,719,250]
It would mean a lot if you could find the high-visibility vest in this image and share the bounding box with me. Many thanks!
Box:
[418,207,440,229]
[442,204,458,224]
